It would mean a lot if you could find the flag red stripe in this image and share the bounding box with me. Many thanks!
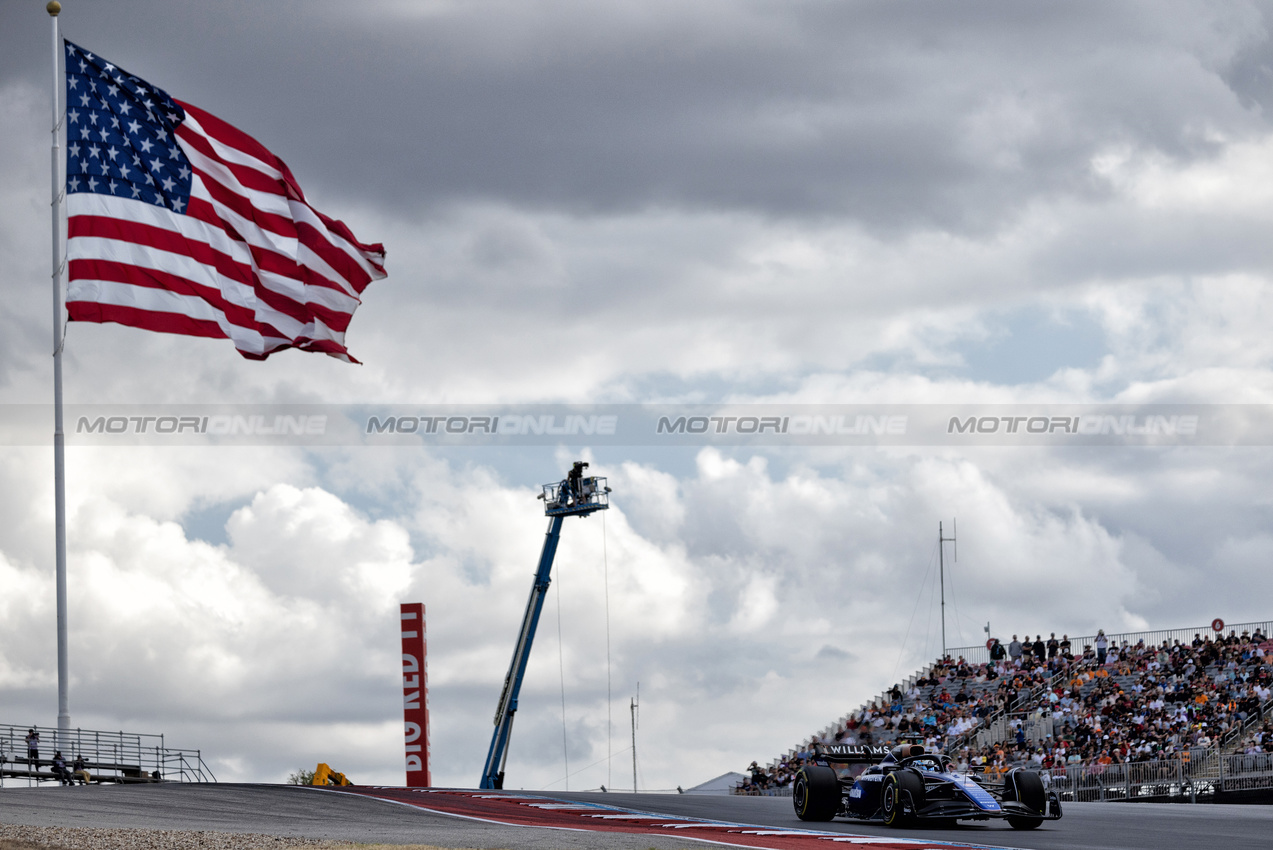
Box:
[69,214,254,288]
[297,221,374,294]
[176,125,290,198]
[67,301,227,340]
[68,258,281,338]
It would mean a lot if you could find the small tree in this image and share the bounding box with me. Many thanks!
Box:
[286,768,316,785]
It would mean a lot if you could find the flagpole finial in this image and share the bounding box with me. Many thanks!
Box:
[47,1,62,16]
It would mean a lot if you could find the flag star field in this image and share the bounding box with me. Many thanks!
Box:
[65,42,191,212]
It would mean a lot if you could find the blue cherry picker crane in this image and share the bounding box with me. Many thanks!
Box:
[479,461,611,790]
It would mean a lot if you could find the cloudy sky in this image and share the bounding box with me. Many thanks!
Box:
[3,0,1273,791]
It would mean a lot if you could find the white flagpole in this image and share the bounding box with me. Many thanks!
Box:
[48,0,71,741]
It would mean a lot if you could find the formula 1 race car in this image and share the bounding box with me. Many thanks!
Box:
[793,743,1062,830]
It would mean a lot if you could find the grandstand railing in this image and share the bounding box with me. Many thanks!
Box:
[1220,697,1272,752]
[0,723,216,785]
[950,620,1273,666]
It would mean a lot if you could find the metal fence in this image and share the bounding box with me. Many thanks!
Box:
[0,723,216,785]
[1042,750,1273,802]
[950,620,1273,666]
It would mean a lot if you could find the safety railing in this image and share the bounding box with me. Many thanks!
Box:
[1042,750,1273,802]
[951,620,1273,665]
[0,723,216,786]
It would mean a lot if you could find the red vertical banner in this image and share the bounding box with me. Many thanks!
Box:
[401,602,430,787]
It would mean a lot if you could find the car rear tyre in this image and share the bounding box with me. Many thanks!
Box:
[881,770,924,828]
[792,766,839,822]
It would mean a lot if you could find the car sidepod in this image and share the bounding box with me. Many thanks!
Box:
[846,771,883,818]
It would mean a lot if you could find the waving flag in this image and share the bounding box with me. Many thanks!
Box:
[63,40,385,362]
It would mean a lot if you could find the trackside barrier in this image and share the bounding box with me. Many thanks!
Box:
[0,723,215,786]
[1043,750,1273,802]
[732,785,793,797]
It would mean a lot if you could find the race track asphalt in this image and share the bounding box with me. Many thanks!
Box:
[2,783,1271,850]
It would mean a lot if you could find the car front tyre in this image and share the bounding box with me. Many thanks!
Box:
[1005,769,1046,830]
[881,771,922,828]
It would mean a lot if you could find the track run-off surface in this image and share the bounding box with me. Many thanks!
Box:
[2,784,1271,850]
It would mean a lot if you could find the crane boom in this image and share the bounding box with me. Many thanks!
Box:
[479,462,610,790]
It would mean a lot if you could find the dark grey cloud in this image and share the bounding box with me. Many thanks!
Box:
[4,0,1269,235]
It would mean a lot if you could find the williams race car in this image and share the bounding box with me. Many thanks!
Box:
[793,743,1062,830]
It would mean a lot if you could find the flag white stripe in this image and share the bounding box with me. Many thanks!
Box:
[70,276,232,328]
[69,192,253,266]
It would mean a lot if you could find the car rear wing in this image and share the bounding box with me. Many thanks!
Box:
[814,744,890,763]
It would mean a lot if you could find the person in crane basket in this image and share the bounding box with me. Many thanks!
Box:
[565,461,588,505]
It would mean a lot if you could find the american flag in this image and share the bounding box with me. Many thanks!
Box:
[63,40,386,362]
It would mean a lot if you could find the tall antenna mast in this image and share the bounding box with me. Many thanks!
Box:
[630,683,639,792]
[938,520,957,658]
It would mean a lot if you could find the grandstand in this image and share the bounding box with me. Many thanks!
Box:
[0,723,215,786]
[735,620,1273,803]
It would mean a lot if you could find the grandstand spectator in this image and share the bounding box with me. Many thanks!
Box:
[72,754,90,785]
[1009,635,1023,665]
[989,638,1005,661]
[25,729,38,767]
[1047,633,1059,659]
[50,751,72,786]
[1033,635,1046,661]
[1095,630,1108,665]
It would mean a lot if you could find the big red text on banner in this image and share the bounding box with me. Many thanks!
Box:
[401,602,430,787]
